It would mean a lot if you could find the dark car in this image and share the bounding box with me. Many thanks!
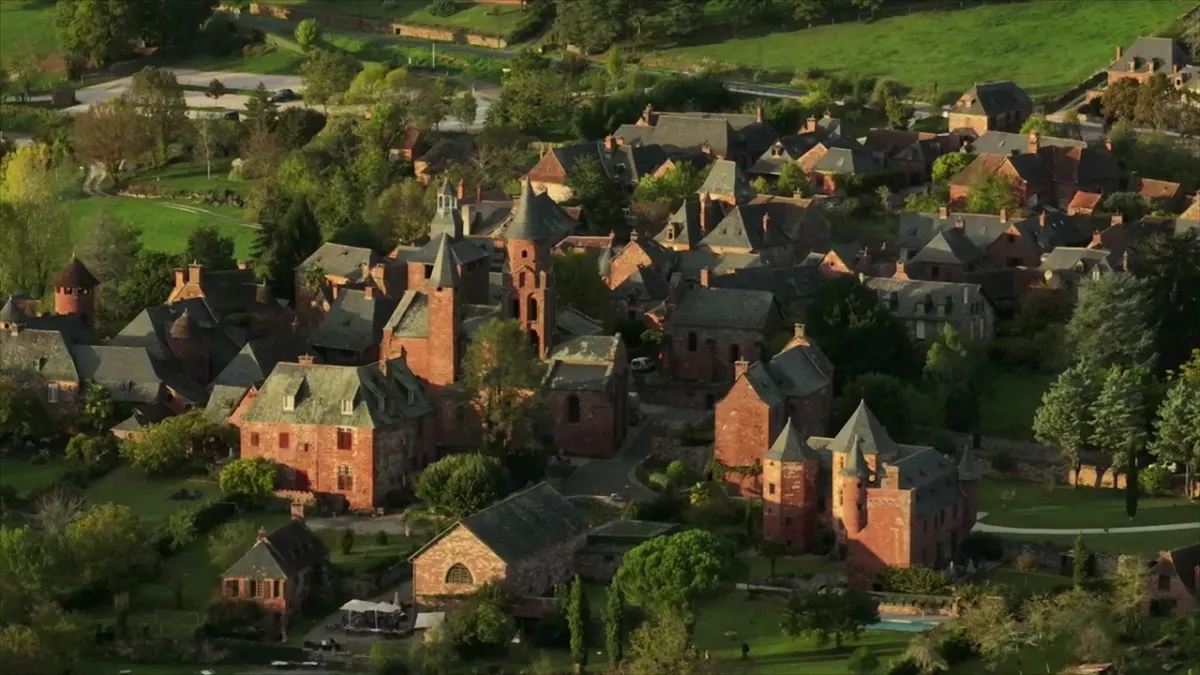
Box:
[221,111,239,121]
[270,88,296,102]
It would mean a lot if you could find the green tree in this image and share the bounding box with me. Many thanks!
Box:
[567,155,627,235]
[0,526,52,624]
[1090,365,1151,473]
[663,0,705,39]
[343,63,393,104]
[1133,233,1200,374]
[615,530,735,617]
[184,225,237,270]
[66,503,156,593]
[1134,72,1176,130]
[0,144,72,298]
[569,575,589,665]
[206,78,227,101]
[1111,555,1148,634]
[931,153,972,185]
[626,611,718,675]
[451,90,478,129]
[340,527,354,555]
[1033,362,1102,483]
[414,453,512,518]
[1072,534,1088,586]
[0,601,89,675]
[243,84,280,129]
[805,275,919,387]
[883,94,912,129]
[901,633,946,674]
[82,383,114,429]
[553,0,628,53]
[412,78,453,130]
[965,174,1019,215]
[781,587,879,649]
[954,597,1023,672]
[134,0,218,52]
[1019,114,1061,136]
[115,250,181,320]
[207,520,259,569]
[1065,273,1155,369]
[125,67,189,167]
[791,0,829,25]
[295,18,322,51]
[73,98,152,188]
[65,434,117,467]
[0,378,51,440]
[119,411,235,475]
[552,251,613,324]
[777,161,810,197]
[301,49,360,111]
[490,52,570,135]
[56,0,138,65]
[633,161,703,209]
[604,582,626,664]
[1150,351,1200,494]
[367,179,435,244]
[446,582,515,658]
[461,319,546,449]
[218,457,278,498]
[1102,78,1141,123]
[924,324,988,436]
[252,197,323,301]
[848,645,882,675]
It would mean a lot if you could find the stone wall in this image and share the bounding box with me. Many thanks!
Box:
[412,526,506,604]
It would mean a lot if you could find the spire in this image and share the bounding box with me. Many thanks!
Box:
[50,255,99,290]
[766,419,821,462]
[429,234,458,289]
[958,444,980,481]
[830,400,898,459]
[504,179,569,241]
[436,178,458,215]
[840,434,871,478]
[0,296,26,325]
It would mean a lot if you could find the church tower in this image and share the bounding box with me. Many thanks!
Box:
[425,234,461,386]
[51,255,98,330]
[503,180,560,357]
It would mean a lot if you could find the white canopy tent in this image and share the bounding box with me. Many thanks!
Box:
[339,599,407,632]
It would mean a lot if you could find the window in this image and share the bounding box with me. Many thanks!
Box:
[248,579,259,598]
[930,265,941,279]
[527,296,538,321]
[521,250,528,259]
[1158,574,1172,591]
[46,382,59,403]
[341,399,353,415]
[445,563,474,585]
[915,321,926,340]
[250,432,260,448]
[424,264,433,279]
[283,395,295,412]
[337,427,352,450]
[224,580,239,597]
[666,225,676,241]
[274,579,282,598]
[567,395,580,423]
[337,466,353,491]
[687,332,698,352]
[768,483,776,495]
[279,432,290,449]
[730,344,740,362]
[784,516,792,525]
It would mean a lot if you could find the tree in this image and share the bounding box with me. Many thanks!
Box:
[133,0,218,52]
[67,503,156,593]
[1090,365,1151,473]
[553,0,627,53]
[490,53,570,135]
[1134,73,1176,130]
[206,78,227,101]
[446,582,516,658]
[73,99,151,188]
[965,174,1019,215]
[883,94,912,129]
[219,457,277,498]
[626,611,718,675]
[1133,233,1200,374]
[902,633,946,674]
[663,0,705,39]
[301,48,359,111]
[243,84,280,129]
[1072,535,1088,586]
[805,275,919,387]
[461,319,546,449]
[568,575,589,665]
[957,596,1023,672]
[276,107,328,149]
[791,0,828,25]
[82,383,114,429]
[1065,273,1155,369]
[567,155,628,235]
[615,530,735,617]
[115,250,181,320]
[848,646,881,675]
[343,63,394,104]
[207,520,259,569]
[185,225,237,270]
[1111,555,1148,634]
[1033,362,1102,482]
[604,582,626,664]
[552,251,613,324]
[119,411,234,475]
[56,0,138,65]
[125,67,189,167]
[924,324,988,436]
[1019,114,1061,136]
[238,121,285,181]
[760,539,788,580]
[1102,78,1141,123]
[781,587,879,649]
[451,90,478,129]
[65,433,116,467]
[412,78,453,130]
[1150,351,1200,494]
[0,144,71,299]
[252,197,323,301]
[0,601,88,675]
[340,528,354,555]
[0,379,51,440]
[193,115,224,181]
[415,453,512,518]
[295,18,322,51]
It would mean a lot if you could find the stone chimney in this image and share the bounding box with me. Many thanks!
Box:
[298,353,316,366]
[236,260,248,270]
[641,103,653,124]
[733,359,750,380]
[893,251,909,280]
[630,229,640,242]
[364,286,374,300]
[805,116,818,133]
[1128,59,1136,72]
[955,217,966,230]
[188,262,203,285]
[1115,45,1123,61]
[699,268,711,288]
[793,323,807,342]
[938,205,949,219]
[456,180,465,200]
[999,208,1008,222]
[755,106,764,124]
[290,501,306,521]
[1111,213,1124,226]
[1038,212,1047,228]
[174,268,186,289]
[699,193,710,232]
[1105,139,1114,152]
[1173,63,1181,75]
[1027,131,1040,154]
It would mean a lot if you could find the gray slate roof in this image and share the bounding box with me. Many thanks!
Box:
[297,243,381,279]
[384,291,430,338]
[908,228,986,266]
[670,286,777,330]
[456,483,587,564]
[545,362,612,392]
[406,233,490,267]
[112,299,242,376]
[955,81,1031,116]
[0,296,26,324]
[428,234,459,289]
[204,332,312,422]
[222,520,328,580]
[1112,37,1191,74]
[864,277,985,321]
[968,130,1086,155]
[549,335,620,363]
[826,400,899,458]
[698,160,755,202]
[1039,247,1116,274]
[68,345,161,403]
[811,146,880,174]
[112,401,174,434]
[309,289,398,353]
[0,328,78,383]
[765,419,822,461]
[241,359,433,428]
[501,180,576,241]
[50,255,99,289]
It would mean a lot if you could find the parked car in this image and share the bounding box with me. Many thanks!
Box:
[630,356,655,373]
[221,111,239,121]
[270,88,296,102]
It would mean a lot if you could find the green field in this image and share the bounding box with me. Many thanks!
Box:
[1001,528,1200,556]
[0,457,72,498]
[67,194,257,260]
[980,370,1054,440]
[978,478,1200,530]
[0,0,60,63]
[654,0,1191,96]
[265,0,530,36]
[81,465,223,525]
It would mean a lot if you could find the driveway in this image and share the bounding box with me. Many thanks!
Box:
[560,424,656,502]
[62,69,305,115]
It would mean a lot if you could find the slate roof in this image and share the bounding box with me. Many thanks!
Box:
[1168,544,1200,597]
[499,180,576,241]
[698,160,755,202]
[615,111,778,160]
[0,296,26,324]
[453,483,587,564]
[427,234,459,289]
[556,307,604,338]
[1039,247,1116,274]
[765,419,821,461]
[549,335,621,364]
[613,143,670,185]
[222,520,329,580]
[709,263,825,317]
[241,360,433,428]
[763,340,832,397]
[748,115,843,172]
[864,277,986,321]
[50,255,99,289]
[383,291,430,338]
[613,267,671,301]
[0,328,78,382]
[958,444,980,481]
[111,299,242,376]
[968,130,1087,155]
[1112,37,1191,74]
[1038,145,1118,186]
[544,362,612,392]
[204,332,312,422]
[112,401,174,435]
[669,286,777,330]
[68,345,161,403]
[886,447,962,515]
[658,194,726,248]
[186,268,274,318]
[826,401,899,458]
[308,289,398,354]
[297,244,381,279]
[811,146,881,174]
[908,228,986,266]
[841,436,872,477]
[955,81,1032,116]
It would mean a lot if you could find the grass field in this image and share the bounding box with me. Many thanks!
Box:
[1001,528,1200,556]
[0,457,72,497]
[976,567,1073,592]
[264,0,529,36]
[0,0,60,64]
[978,478,1200,530]
[979,370,1054,440]
[67,194,257,260]
[744,553,844,581]
[81,465,223,525]
[654,0,1191,96]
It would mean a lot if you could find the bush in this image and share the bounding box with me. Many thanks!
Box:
[990,450,1016,474]
[1013,553,1039,572]
[201,599,264,639]
[960,532,1003,562]
[875,565,951,595]
[1139,464,1173,497]
[65,434,117,468]
[427,0,459,17]
[219,457,277,499]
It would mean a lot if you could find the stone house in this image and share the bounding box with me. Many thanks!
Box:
[864,277,995,342]
[748,113,843,177]
[760,401,979,586]
[1038,247,1118,297]
[220,512,329,631]
[110,298,241,390]
[232,357,437,511]
[1107,37,1195,86]
[543,335,630,458]
[204,332,313,423]
[166,262,284,336]
[307,288,399,366]
[803,145,886,196]
[1147,544,1199,615]
[954,132,1120,207]
[600,232,677,320]
[948,81,1033,137]
[614,106,778,168]
[525,138,669,202]
[574,520,679,582]
[713,324,834,495]
[948,152,1052,209]
[1128,174,1184,212]
[862,129,960,185]
[409,483,588,604]
[294,243,396,311]
[50,255,99,331]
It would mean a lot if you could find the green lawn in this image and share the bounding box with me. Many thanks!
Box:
[127,158,246,195]
[0,457,72,498]
[978,478,1200,530]
[81,465,223,526]
[975,567,1072,592]
[0,0,61,65]
[979,370,1054,440]
[315,529,422,576]
[67,194,257,260]
[744,553,844,581]
[264,0,530,37]
[654,0,1190,96]
[180,34,306,75]
[1000,528,1200,556]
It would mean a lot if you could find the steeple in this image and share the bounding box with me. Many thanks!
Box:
[437,178,457,214]
[504,179,570,241]
[840,435,871,478]
[830,400,898,461]
[766,419,822,462]
[429,234,458,290]
[0,295,26,326]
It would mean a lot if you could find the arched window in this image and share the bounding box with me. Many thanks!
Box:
[567,395,580,423]
[527,296,538,321]
[687,332,698,352]
[445,563,474,585]
[730,344,740,362]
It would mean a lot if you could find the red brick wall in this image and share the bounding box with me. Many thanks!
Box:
[549,388,620,458]
[665,325,768,382]
[846,488,912,587]
[426,288,459,386]
[762,458,819,553]
[986,224,1042,268]
[947,113,990,137]
[714,377,778,495]
[382,334,430,381]
[506,240,554,358]
[413,526,507,603]
[54,286,95,329]
[606,241,656,290]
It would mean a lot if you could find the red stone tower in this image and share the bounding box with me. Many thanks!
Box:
[762,420,822,553]
[504,180,559,358]
[839,435,870,537]
[51,255,99,330]
[425,234,460,387]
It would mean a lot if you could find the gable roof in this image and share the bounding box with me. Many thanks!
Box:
[50,255,99,289]
[242,359,433,428]
[178,267,274,318]
[308,289,398,354]
[0,328,79,383]
[864,277,986,321]
[969,130,1087,155]
[111,299,242,375]
[811,146,881,174]
[764,339,833,398]
[67,345,161,403]
[427,233,459,289]
[698,160,755,201]
[1128,175,1182,201]
[1112,37,1191,74]
[669,285,777,330]
[222,519,329,580]
[908,227,986,266]
[297,243,381,279]
[384,291,431,338]
[205,332,312,421]
[955,81,1032,116]
[0,296,27,324]
[766,419,822,461]
[413,483,587,565]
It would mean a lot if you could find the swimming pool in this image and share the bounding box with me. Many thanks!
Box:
[870,620,939,632]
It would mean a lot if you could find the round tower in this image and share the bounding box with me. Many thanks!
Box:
[51,255,99,330]
[839,436,871,537]
[762,420,823,552]
[503,179,560,357]
[167,311,211,383]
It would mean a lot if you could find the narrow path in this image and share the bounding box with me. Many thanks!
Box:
[972,511,1200,535]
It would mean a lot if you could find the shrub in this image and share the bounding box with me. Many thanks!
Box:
[65,434,117,468]
[428,0,459,17]
[340,528,355,555]
[219,457,277,499]
[375,530,389,546]
[875,565,951,595]
[1014,553,1039,571]
[990,450,1016,474]
[1139,464,1173,497]
[960,532,1003,562]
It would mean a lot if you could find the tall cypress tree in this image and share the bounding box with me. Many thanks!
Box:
[604,582,625,664]
[568,575,589,666]
[253,197,322,301]
[1072,535,1088,586]
[1089,365,1150,478]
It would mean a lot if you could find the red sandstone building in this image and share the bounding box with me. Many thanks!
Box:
[757,401,979,586]
[220,512,329,632]
[947,81,1033,137]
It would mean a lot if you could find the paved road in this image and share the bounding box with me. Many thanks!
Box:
[560,424,656,501]
[972,511,1200,535]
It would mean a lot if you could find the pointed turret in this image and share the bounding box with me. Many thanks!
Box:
[958,444,980,481]
[429,235,459,290]
[830,400,898,460]
[504,179,570,241]
[766,419,822,462]
[840,435,872,478]
[0,295,26,326]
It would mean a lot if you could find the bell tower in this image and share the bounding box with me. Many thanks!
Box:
[504,180,559,358]
[51,254,99,330]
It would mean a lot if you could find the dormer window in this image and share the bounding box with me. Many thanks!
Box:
[283,395,295,412]
[46,382,59,403]
[666,225,675,241]
[341,399,353,415]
